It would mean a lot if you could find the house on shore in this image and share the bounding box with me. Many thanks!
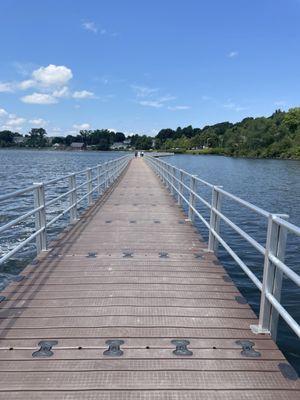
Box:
[70,142,85,150]
[110,139,131,150]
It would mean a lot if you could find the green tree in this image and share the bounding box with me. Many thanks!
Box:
[27,128,47,147]
[283,108,300,133]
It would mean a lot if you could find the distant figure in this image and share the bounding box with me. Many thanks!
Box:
[138,151,141,157]
[135,151,138,157]
[141,151,144,157]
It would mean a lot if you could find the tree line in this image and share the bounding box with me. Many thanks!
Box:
[155,108,300,159]
[1,107,300,158]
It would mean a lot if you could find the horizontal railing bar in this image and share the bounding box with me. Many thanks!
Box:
[156,162,213,209]
[47,204,74,227]
[266,292,300,338]
[159,169,211,229]
[157,158,214,188]
[210,227,263,290]
[216,187,270,218]
[269,253,300,287]
[273,215,300,237]
[45,188,76,207]
[76,181,89,191]
[212,206,266,256]
[0,227,44,265]
[44,173,73,186]
[0,185,35,202]
[0,205,43,234]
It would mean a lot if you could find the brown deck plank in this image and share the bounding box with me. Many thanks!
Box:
[0,158,298,398]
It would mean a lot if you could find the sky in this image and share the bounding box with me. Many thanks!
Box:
[1,0,300,137]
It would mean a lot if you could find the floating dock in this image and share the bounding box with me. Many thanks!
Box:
[0,158,299,399]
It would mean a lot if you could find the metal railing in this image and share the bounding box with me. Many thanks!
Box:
[0,154,132,264]
[146,155,300,340]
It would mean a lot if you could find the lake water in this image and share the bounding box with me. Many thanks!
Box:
[0,149,299,373]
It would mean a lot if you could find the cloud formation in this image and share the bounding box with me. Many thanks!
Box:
[0,108,8,117]
[73,90,94,99]
[21,93,58,104]
[31,64,73,87]
[82,21,98,34]
[73,123,91,130]
[227,51,239,58]
[29,118,47,126]
[0,64,95,105]
[131,85,159,97]
[167,105,190,111]
[0,82,14,92]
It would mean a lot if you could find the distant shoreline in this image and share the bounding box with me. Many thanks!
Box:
[1,147,300,160]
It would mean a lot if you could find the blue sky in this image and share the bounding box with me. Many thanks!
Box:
[0,0,300,136]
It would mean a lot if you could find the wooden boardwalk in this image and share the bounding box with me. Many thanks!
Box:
[0,158,299,399]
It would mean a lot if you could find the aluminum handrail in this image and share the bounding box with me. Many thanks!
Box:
[145,155,300,340]
[0,185,36,202]
[0,154,132,265]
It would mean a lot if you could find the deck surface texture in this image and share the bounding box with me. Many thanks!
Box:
[0,158,299,399]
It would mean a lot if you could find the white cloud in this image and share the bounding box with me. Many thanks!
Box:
[72,90,94,99]
[73,123,91,130]
[139,100,164,108]
[0,124,23,131]
[32,64,73,87]
[82,21,98,34]
[18,79,35,90]
[0,82,14,92]
[6,116,26,126]
[29,118,47,126]
[139,95,176,108]
[21,92,58,104]
[168,105,190,111]
[0,108,8,117]
[158,95,176,102]
[227,51,239,58]
[53,86,69,98]
[131,85,159,97]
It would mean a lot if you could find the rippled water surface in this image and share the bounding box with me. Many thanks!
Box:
[0,150,299,372]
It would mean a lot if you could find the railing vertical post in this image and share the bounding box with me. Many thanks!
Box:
[86,168,93,205]
[208,186,222,252]
[105,162,109,188]
[160,162,164,184]
[251,214,289,339]
[97,165,102,196]
[188,175,197,221]
[111,160,115,182]
[178,169,184,206]
[33,183,47,253]
[169,165,174,195]
[161,163,165,184]
[69,174,77,223]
